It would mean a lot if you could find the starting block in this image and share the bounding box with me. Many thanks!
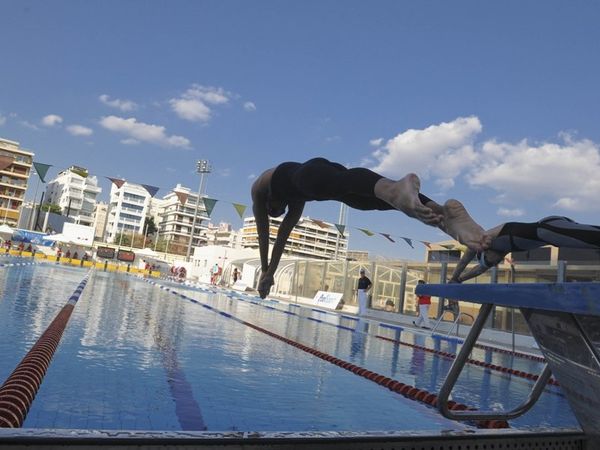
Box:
[417,282,600,444]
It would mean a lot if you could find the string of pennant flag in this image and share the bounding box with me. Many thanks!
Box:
[17,160,460,251]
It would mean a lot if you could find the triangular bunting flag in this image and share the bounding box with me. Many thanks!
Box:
[142,184,160,198]
[334,224,346,237]
[232,203,247,219]
[202,197,218,217]
[420,241,431,248]
[380,233,395,243]
[401,237,414,248]
[107,177,126,189]
[310,219,329,229]
[33,162,52,183]
[358,228,375,236]
[440,244,455,250]
[175,191,188,205]
[0,155,14,172]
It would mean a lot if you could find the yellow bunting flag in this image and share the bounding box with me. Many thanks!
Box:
[358,228,375,236]
[232,203,247,219]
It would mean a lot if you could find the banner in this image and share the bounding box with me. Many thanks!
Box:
[0,155,14,172]
[380,233,395,243]
[308,291,344,310]
[358,228,374,236]
[107,177,125,189]
[232,203,246,219]
[202,197,218,217]
[32,162,52,183]
[142,184,160,198]
[334,224,346,238]
[175,191,189,205]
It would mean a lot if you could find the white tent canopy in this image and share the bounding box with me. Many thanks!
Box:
[136,247,160,257]
[0,224,14,239]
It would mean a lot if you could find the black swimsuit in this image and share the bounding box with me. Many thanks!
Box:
[270,158,432,211]
[490,216,600,252]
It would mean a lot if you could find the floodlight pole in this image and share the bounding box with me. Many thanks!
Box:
[186,160,211,261]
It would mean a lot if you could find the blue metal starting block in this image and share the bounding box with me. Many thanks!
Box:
[417,282,600,442]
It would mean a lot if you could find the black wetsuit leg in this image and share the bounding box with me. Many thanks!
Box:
[292,158,432,211]
[494,217,600,251]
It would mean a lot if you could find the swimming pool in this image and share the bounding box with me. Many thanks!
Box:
[0,258,580,433]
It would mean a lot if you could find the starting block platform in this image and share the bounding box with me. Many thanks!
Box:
[417,282,600,446]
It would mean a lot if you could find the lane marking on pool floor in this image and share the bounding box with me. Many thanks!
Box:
[142,277,510,430]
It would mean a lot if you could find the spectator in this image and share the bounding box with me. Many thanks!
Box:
[356,268,372,316]
[413,280,432,329]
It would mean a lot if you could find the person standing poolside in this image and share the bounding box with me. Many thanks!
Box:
[413,280,432,329]
[251,157,490,298]
[450,216,600,284]
[356,268,372,316]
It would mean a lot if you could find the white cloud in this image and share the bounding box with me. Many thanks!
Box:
[369,138,383,147]
[497,207,525,218]
[66,124,93,136]
[99,94,137,112]
[99,115,191,149]
[243,101,256,112]
[41,114,63,127]
[121,138,140,145]
[370,116,482,184]
[0,115,6,126]
[469,134,600,212]
[21,120,40,131]
[170,84,231,122]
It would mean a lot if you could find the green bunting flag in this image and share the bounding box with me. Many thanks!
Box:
[33,162,52,183]
[232,203,247,219]
[440,244,455,250]
[334,224,346,237]
[358,228,375,236]
[202,197,218,217]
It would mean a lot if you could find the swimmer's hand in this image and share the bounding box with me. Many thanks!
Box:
[257,273,274,299]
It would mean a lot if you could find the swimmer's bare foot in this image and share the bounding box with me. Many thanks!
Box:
[442,199,489,251]
[374,174,442,226]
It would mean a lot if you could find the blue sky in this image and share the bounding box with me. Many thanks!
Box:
[1,1,600,260]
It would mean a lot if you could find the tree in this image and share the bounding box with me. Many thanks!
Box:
[143,216,158,236]
[41,203,62,214]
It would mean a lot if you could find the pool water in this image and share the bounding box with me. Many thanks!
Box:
[0,258,579,432]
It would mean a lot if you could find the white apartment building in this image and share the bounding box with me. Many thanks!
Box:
[105,182,152,242]
[204,222,243,248]
[242,215,348,260]
[0,137,34,227]
[45,166,101,227]
[157,184,209,250]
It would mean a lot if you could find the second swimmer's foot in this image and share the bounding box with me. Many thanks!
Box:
[443,199,488,251]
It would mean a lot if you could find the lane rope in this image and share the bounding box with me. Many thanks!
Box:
[0,272,91,428]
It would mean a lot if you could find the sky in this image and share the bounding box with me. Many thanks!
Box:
[1,0,600,260]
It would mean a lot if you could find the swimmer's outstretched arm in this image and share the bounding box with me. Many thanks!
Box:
[251,170,273,272]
